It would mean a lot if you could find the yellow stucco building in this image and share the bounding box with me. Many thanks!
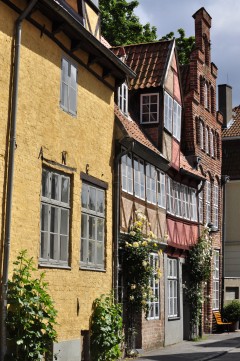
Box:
[0,0,134,359]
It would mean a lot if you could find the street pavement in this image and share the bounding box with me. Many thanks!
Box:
[134,331,240,361]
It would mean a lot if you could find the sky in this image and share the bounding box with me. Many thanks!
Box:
[133,0,240,107]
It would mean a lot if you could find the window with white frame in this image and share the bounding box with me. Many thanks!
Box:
[166,177,174,214]
[148,254,160,319]
[181,185,189,219]
[213,184,219,229]
[141,94,159,123]
[40,168,70,265]
[210,130,215,157]
[173,100,182,141]
[198,186,203,223]
[200,121,204,149]
[134,157,145,200]
[175,182,181,217]
[205,127,209,154]
[190,188,197,221]
[121,153,133,194]
[60,58,77,115]
[146,163,156,204]
[206,181,211,225]
[168,258,179,318]
[81,183,105,269]
[164,92,173,132]
[118,82,128,115]
[213,250,220,310]
[157,171,166,208]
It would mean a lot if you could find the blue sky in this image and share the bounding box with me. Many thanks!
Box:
[132,0,240,107]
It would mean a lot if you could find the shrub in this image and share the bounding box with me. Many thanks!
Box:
[6,250,58,361]
[223,300,240,322]
[90,293,123,361]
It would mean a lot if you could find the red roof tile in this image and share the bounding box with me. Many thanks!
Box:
[111,40,173,90]
[222,106,240,137]
[180,153,204,178]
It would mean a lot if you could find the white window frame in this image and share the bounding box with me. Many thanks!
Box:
[174,182,181,217]
[80,183,105,270]
[121,153,133,194]
[206,181,211,225]
[213,250,220,310]
[181,185,190,220]
[157,171,166,209]
[148,253,160,320]
[168,258,179,318]
[173,100,182,141]
[198,186,203,224]
[166,176,174,214]
[213,184,219,229]
[205,127,209,154]
[40,168,70,266]
[146,163,156,204]
[140,93,159,124]
[134,157,145,200]
[164,91,173,132]
[190,188,197,221]
[60,57,77,116]
[118,82,128,115]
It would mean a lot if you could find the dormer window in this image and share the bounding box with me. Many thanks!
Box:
[164,91,182,141]
[118,82,128,115]
[140,94,159,123]
[173,100,181,141]
[164,92,173,132]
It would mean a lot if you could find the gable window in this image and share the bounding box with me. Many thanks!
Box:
[173,100,182,141]
[146,163,156,204]
[134,157,145,200]
[148,254,160,319]
[213,250,220,310]
[40,168,70,266]
[60,58,77,116]
[118,82,128,115]
[164,92,173,132]
[157,171,166,208]
[206,181,211,225]
[205,127,209,154]
[168,258,179,318]
[121,153,133,194]
[81,183,105,269]
[140,94,159,123]
[213,184,219,229]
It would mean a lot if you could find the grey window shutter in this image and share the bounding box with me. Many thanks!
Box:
[61,58,69,111]
[69,64,77,115]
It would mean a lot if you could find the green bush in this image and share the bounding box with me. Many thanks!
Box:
[6,250,58,361]
[90,293,123,361]
[223,300,240,322]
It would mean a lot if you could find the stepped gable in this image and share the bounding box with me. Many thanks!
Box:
[115,104,162,156]
[222,106,240,137]
[112,40,172,90]
[180,64,190,96]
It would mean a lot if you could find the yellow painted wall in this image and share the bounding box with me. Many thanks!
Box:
[0,2,115,342]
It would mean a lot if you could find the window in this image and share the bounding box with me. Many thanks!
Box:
[173,100,182,141]
[121,153,133,194]
[213,250,220,310]
[190,188,197,221]
[210,130,215,157]
[168,258,179,318]
[166,177,174,214]
[148,254,160,319]
[200,121,204,149]
[164,92,173,132]
[206,181,211,225]
[157,171,166,208]
[60,58,77,115]
[181,185,189,219]
[81,183,105,269]
[204,82,208,109]
[146,164,156,204]
[134,157,145,200]
[175,183,181,217]
[118,82,128,115]
[205,127,209,154]
[40,168,70,265]
[198,186,203,223]
[213,184,219,229]
[141,94,159,123]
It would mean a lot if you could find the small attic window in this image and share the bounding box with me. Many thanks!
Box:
[118,82,128,115]
[140,94,159,124]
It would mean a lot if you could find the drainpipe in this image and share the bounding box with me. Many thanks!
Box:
[0,1,38,359]
[221,175,229,312]
[113,138,134,303]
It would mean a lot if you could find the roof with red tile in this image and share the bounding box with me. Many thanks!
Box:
[111,40,173,90]
[222,106,240,137]
[180,153,205,179]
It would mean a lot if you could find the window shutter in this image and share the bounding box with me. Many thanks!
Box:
[69,64,77,115]
[61,58,69,111]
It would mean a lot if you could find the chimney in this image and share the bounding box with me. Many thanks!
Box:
[218,84,233,128]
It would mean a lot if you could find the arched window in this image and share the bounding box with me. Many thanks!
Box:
[200,120,204,150]
[205,127,209,154]
[200,77,204,105]
[204,82,209,109]
[211,87,215,115]
[210,130,215,157]
[216,133,220,159]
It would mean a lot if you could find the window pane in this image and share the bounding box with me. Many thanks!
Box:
[40,232,48,259]
[97,190,104,214]
[60,235,68,262]
[88,240,95,263]
[42,169,49,197]
[97,218,104,242]
[89,216,96,239]
[41,204,49,231]
[61,177,70,204]
[51,174,59,200]
[60,209,69,235]
[50,234,58,260]
[89,187,96,211]
[142,95,149,104]
[81,214,88,239]
[97,242,103,265]
[50,206,58,233]
[81,183,88,209]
